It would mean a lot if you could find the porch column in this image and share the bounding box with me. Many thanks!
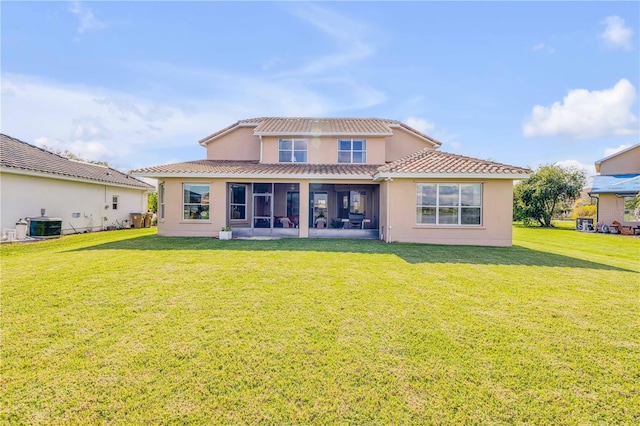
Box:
[299,181,309,238]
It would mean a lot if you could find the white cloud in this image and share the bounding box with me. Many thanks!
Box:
[555,159,596,176]
[288,4,375,76]
[1,74,228,170]
[523,79,639,139]
[449,141,465,153]
[533,43,555,54]
[603,144,631,157]
[2,5,389,171]
[404,117,435,135]
[1,66,385,170]
[555,159,597,187]
[599,16,633,50]
[70,1,105,34]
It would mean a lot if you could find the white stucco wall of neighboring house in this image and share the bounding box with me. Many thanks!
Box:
[1,172,148,235]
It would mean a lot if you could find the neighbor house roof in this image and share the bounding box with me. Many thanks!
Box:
[374,148,531,180]
[0,134,153,190]
[132,160,381,180]
[590,174,640,195]
[198,117,442,148]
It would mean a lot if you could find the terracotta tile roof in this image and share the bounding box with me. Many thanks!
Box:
[377,148,531,176]
[253,117,394,135]
[199,117,442,147]
[0,134,153,189]
[132,160,381,177]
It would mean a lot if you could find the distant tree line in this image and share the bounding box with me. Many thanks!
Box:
[42,145,109,167]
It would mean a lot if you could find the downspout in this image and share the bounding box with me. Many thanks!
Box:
[104,184,108,231]
[385,177,393,243]
[259,135,263,162]
[588,192,599,223]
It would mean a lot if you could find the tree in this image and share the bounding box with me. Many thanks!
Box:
[42,145,109,167]
[514,164,586,227]
[147,191,158,213]
[572,193,597,220]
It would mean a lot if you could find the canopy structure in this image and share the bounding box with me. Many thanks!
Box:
[590,174,640,196]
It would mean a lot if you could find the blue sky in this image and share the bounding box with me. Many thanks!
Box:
[2,1,638,180]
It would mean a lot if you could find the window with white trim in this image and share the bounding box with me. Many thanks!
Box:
[159,183,165,220]
[112,195,119,210]
[183,183,210,220]
[338,139,366,163]
[416,183,482,225]
[279,139,307,163]
[230,184,247,220]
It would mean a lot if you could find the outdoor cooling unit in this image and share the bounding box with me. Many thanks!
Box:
[29,215,62,239]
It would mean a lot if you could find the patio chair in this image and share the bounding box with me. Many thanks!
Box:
[315,217,327,228]
[279,217,292,228]
[612,221,634,235]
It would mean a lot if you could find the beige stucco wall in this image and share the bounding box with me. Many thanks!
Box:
[158,178,221,237]
[157,176,515,246]
[1,172,148,235]
[260,136,387,164]
[598,145,640,175]
[597,194,638,227]
[384,178,515,246]
[385,130,436,162]
[205,125,437,165]
[205,127,261,161]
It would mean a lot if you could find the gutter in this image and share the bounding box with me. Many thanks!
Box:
[130,172,377,180]
[1,167,153,190]
[588,192,600,223]
[253,131,393,137]
[372,172,531,181]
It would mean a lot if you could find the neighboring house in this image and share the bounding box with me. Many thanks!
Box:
[132,117,530,246]
[590,144,640,227]
[1,134,154,236]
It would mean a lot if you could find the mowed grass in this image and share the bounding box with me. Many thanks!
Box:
[2,226,638,424]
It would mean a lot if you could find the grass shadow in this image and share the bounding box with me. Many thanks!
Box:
[69,235,636,272]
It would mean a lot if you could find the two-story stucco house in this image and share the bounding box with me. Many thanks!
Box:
[133,117,530,246]
[590,144,640,228]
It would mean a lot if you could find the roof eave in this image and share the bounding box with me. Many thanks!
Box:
[594,143,640,165]
[387,123,443,147]
[1,167,154,190]
[132,171,375,180]
[589,190,639,195]
[253,131,393,137]
[199,122,259,146]
[373,172,531,181]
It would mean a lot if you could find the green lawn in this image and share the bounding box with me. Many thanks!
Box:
[2,226,638,424]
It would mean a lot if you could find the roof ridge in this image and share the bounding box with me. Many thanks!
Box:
[1,134,153,189]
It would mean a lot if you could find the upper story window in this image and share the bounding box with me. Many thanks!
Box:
[279,139,307,163]
[416,183,482,226]
[183,183,210,220]
[112,196,119,210]
[338,139,366,163]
